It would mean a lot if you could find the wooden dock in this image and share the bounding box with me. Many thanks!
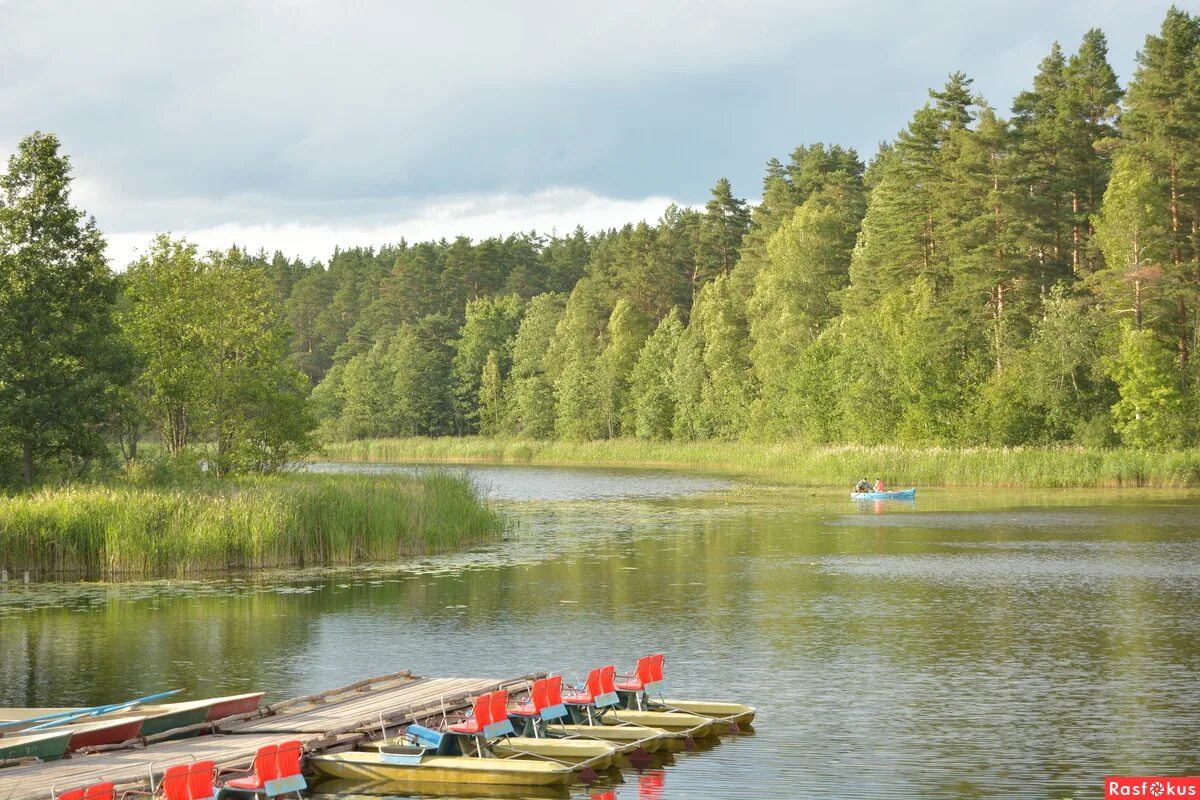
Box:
[0,671,536,800]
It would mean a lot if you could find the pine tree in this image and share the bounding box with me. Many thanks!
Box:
[692,178,750,292]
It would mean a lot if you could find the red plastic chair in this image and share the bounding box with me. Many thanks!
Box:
[447,694,493,756]
[222,744,280,791]
[186,761,216,800]
[447,693,491,735]
[509,679,545,717]
[82,783,114,800]
[274,741,303,779]
[54,789,85,800]
[617,653,666,708]
[160,764,191,800]
[485,690,515,738]
[564,668,600,705]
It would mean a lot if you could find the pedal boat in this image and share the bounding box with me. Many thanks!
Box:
[308,748,574,787]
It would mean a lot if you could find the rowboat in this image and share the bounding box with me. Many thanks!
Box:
[307,750,576,787]
[1,691,260,740]
[850,487,916,501]
[0,714,146,750]
[0,730,72,764]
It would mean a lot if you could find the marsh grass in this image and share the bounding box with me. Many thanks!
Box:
[0,471,504,577]
[322,437,1200,488]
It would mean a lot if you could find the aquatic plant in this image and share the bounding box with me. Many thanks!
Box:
[0,472,504,577]
[322,437,1200,489]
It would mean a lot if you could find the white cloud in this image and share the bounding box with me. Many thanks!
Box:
[104,187,680,267]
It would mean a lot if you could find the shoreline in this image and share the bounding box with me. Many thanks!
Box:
[319,437,1200,489]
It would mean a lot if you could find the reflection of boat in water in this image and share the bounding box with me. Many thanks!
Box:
[850,487,916,501]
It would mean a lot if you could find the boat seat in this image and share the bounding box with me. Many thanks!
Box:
[483,691,514,738]
[275,741,303,778]
[55,789,86,800]
[185,762,215,800]
[222,743,280,790]
[447,694,491,735]
[617,653,665,694]
[82,783,114,800]
[508,679,545,717]
[160,764,191,800]
[564,665,620,709]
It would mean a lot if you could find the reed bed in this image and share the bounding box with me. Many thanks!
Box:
[0,472,504,577]
[323,437,1200,488]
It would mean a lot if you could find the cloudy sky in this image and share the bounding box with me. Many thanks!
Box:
[1,0,1190,266]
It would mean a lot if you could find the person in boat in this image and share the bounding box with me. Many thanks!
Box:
[855,478,871,493]
[873,477,885,492]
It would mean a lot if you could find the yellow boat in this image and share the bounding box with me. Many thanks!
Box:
[310,777,570,799]
[363,735,615,770]
[605,708,720,737]
[489,737,616,769]
[660,699,756,727]
[307,750,576,787]
[547,723,672,752]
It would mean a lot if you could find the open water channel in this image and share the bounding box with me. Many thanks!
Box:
[2,464,1199,798]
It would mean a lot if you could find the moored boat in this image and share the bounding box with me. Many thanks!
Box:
[307,750,576,787]
[363,735,616,770]
[0,730,72,764]
[603,708,719,737]
[850,487,916,500]
[205,692,265,721]
[659,699,756,726]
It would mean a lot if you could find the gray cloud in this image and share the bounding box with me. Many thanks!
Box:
[1,0,1191,263]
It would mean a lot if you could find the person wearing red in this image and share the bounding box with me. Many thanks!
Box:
[873,477,885,492]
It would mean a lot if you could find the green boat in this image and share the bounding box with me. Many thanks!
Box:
[0,730,73,764]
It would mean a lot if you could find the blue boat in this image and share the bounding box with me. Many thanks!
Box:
[850,487,916,501]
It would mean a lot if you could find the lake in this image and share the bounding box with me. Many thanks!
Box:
[2,464,1198,799]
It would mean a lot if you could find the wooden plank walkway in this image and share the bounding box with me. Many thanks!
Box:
[0,672,535,800]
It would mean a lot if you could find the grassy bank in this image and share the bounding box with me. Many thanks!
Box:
[322,437,1200,488]
[0,471,504,577]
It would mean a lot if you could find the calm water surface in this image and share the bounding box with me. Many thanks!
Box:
[2,464,1199,799]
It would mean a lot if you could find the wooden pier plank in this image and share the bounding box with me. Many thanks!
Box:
[0,674,535,800]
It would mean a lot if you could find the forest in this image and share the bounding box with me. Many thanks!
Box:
[2,8,1200,488]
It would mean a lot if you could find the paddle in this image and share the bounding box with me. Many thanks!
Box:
[0,689,184,731]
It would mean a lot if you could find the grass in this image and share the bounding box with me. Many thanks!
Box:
[0,471,505,577]
[321,437,1200,489]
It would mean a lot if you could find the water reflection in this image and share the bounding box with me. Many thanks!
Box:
[1,473,1198,799]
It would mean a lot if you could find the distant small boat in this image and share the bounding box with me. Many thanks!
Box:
[850,487,916,501]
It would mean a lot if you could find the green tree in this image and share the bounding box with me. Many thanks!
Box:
[596,299,653,437]
[477,351,505,436]
[630,310,685,440]
[0,132,124,484]
[692,178,750,292]
[1110,324,1190,447]
[507,293,566,438]
[451,294,523,433]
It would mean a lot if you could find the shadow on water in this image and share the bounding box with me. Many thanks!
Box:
[2,465,1198,799]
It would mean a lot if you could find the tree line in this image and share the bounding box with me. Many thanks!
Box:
[2,8,1199,486]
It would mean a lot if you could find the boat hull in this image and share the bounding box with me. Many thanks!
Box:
[547,723,671,753]
[490,737,616,769]
[850,487,916,501]
[308,751,574,787]
[0,730,72,763]
[604,709,718,737]
[659,700,756,726]
[62,716,146,750]
[205,692,265,721]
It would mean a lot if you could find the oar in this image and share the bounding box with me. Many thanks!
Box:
[1,689,184,731]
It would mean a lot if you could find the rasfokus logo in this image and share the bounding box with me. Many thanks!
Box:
[1106,777,1200,798]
